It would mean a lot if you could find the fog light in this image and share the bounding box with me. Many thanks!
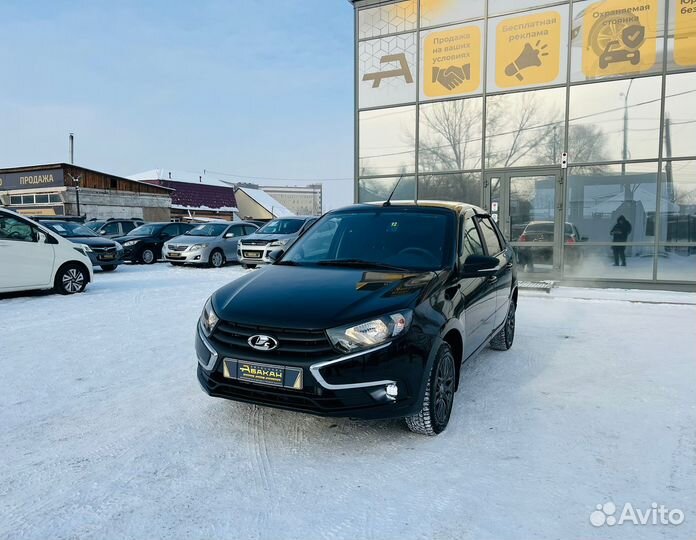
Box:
[385,383,398,399]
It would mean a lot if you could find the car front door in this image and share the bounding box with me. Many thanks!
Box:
[0,214,55,291]
[456,214,498,359]
[477,215,513,330]
[222,224,245,258]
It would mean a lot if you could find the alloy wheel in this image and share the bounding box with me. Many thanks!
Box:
[433,354,455,426]
[142,249,155,264]
[505,303,516,348]
[62,268,85,293]
[211,251,224,267]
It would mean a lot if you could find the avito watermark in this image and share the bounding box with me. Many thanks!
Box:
[590,501,685,527]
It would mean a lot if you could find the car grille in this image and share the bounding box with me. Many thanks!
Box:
[241,240,271,246]
[91,246,116,254]
[168,245,187,252]
[211,321,335,361]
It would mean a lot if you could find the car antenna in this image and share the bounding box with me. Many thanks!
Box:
[383,175,404,207]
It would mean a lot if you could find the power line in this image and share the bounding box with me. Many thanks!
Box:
[202,169,352,182]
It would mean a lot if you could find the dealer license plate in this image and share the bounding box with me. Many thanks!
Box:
[222,359,303,390]
[243,251,262,259]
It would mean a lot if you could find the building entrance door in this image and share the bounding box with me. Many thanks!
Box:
[484,169,563,278]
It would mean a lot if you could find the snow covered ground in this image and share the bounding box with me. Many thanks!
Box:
[2,264,695,540]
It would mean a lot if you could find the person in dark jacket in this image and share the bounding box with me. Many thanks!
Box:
[610,215,632,266]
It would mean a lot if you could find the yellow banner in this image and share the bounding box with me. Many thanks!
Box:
[675,0,696,66]
[495,11,562,88]
[423,25,481,97]
[582,0,658,77]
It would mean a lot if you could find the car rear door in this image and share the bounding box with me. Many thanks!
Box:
[0,214,55,291]
[457,214,498,359]
[477,215,513,330]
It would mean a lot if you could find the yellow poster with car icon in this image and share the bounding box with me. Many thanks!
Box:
[423,25,481,97]
[495,11,562,89]
[582,0,658,77]
[675,0,696,66]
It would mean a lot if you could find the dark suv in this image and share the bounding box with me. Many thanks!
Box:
[114,222,194,264]
[196,202,517,435]
[85,218,144,238]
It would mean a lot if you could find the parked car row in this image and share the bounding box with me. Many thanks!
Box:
[0,208,319,296]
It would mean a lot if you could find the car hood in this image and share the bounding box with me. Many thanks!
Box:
[211,265,442,330]
[168,235,218,245]
[240,232,297,243]
[113,234,151,243]
[67,236,118,248]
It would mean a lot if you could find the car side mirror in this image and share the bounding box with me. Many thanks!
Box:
[460,254,500,278]
[580,236,588,242]
[268,248,285,263]
[224,233,235,239]
[100,230,107,235]
[35,231,46,243]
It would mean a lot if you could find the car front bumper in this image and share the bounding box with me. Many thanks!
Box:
[162,246,212,264]
[195,324,432,419]
[236,244,273,265]
[87,250,124,267]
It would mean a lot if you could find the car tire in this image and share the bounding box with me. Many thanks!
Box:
[54,264,88,295]
[490,299,516,351]
[209,249,226,268]
[140,247,156,264]
[405,342,456,436]
[100,265,117,272]
[242,263,256,269]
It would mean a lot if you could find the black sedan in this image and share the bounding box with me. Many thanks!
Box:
[38,220,124,272]
[114,222,194,264]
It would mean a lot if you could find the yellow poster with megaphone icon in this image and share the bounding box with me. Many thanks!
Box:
[495,10,562,88]
[582,0,658,77]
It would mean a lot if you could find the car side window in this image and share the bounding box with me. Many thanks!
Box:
[120,221,136,234]
[227,225,245,237]
[243,225,258,235]
[0,215,36,243]
[162,224,179,237]
[460,216,485,263]
[478,217,503,255]
[102,222,121,235]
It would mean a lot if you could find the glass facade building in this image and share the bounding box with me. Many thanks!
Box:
[351,0,696,287]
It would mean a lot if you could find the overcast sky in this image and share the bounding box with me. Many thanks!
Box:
[0,0,355,209]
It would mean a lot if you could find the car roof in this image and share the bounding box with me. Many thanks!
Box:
[353,200,487,215]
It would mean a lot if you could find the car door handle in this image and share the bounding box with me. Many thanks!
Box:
[487,276,498,283]
[505,262,513,269]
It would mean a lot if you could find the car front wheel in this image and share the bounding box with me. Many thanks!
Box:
[140,248,156,264]
[490,299,516,351]
[209,250,226,268]
[100,265,117,272]
[55,264,88,295]
[405,342,456,436]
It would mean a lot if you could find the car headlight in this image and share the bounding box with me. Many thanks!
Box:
[123,240,139,247]
[187,244,208,252]
[73,243,92,256]
[327,310,413,353]
[269,239,288,247]
[199,297,219,337]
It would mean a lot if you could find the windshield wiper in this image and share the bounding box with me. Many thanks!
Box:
[316,259,409,272]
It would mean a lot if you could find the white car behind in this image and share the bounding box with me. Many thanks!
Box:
[0,208,94,295]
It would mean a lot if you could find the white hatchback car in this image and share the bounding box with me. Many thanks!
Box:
[0,208,94,295]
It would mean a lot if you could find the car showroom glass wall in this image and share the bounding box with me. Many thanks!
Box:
[353,0,696,286]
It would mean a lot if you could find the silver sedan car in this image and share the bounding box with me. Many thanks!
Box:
[162,221,259,267]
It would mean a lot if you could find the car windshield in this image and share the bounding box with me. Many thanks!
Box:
[256,219,304,235]
[42,221,98,238]
[84,221,105,231]
[185,223,228,237]
[282,209,455,272]
[128,224,162,236]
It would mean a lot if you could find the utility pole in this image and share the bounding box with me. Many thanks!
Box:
[620,79,634,199]
[69,132,75,164]
[68,172,82,217]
